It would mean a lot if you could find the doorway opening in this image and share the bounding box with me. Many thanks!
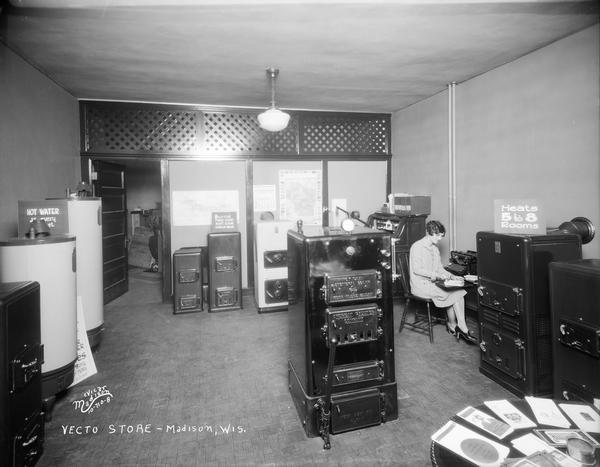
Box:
[90,158,163,304]
[123,159,162,297]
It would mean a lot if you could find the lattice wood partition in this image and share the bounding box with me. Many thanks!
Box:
[81,101,390,157]
[83,104,201,154]
[299,113,389,155]
[203,112,298,155]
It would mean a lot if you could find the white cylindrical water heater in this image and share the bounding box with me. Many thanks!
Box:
[19,198,104,348]
[57,199,103,348]
[0,235,77,400]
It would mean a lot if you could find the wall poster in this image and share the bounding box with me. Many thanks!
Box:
[172,190,239,226]
[278,169,322,225]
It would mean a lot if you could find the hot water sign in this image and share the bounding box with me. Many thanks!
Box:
[18,200,69,234]
[494,199,546,235]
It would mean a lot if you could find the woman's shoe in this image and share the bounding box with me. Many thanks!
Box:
[456,327,477,345]
[446,324,456,336]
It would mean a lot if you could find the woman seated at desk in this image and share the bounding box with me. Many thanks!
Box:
[409,220,477,344]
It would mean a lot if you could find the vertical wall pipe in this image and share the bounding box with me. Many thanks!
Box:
[448,84,452,247]
[448,82,457,251]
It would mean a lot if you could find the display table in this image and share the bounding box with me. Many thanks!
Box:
[431,399,600,466]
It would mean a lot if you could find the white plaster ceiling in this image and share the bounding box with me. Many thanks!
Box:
[1,0,598,113]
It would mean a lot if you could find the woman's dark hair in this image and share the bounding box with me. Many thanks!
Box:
[426,220,446,236]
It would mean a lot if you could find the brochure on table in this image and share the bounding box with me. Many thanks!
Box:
[559,403,600,433]
[525,396,571,428]
[433,399,600,466]
[484,400,537,430]
[432,420,510,466]
[457,406,514,440]
[510,433,580,467]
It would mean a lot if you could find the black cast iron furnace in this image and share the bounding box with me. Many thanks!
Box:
[550,259,600,403]
[287,225,397,448]
[477,231,582,398]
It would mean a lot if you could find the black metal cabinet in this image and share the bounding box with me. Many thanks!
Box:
[207,232,242,312]
[367,212,426,249]
[476,231,582,398]
[367,212,426,295]
[550,259,600,403]
[172,248,203,314]
[0,281,44,467]
[287,225,397,440]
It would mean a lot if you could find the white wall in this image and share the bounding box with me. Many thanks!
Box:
[391,25,600,260]
[0,44,80,240]
[390,90,450,234]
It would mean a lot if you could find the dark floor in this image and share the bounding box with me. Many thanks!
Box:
[38,268,513,466]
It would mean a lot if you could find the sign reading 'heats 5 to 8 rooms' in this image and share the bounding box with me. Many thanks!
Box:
[493,199,546,235]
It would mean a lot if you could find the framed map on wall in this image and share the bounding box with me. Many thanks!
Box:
[278,169,322,225]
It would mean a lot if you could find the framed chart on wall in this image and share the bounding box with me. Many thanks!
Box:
[171,190,239,226]
[253,161,323,223]
[278,169,323,225]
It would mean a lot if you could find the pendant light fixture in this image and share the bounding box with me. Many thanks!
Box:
[257,67,290,132]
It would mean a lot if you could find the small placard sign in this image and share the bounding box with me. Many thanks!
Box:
[494,199,545,234]
[18,199,69,235]
[211,211,238,231]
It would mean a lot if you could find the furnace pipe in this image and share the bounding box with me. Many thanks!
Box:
[448,82,457,251]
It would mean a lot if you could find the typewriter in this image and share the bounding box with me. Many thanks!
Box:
[445,250,477,276]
